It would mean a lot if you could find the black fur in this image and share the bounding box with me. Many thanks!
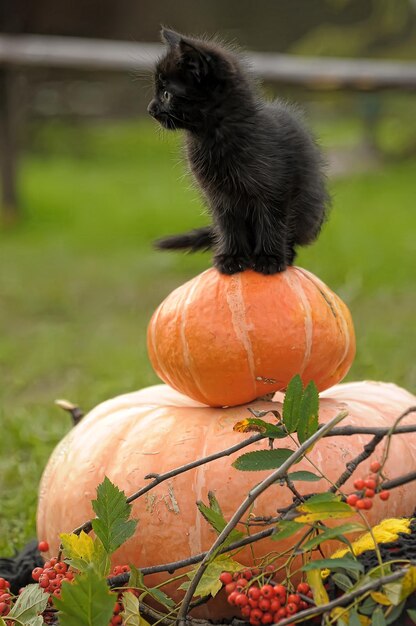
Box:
[148,28,330,275]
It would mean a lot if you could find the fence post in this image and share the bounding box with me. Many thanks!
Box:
[0,67,19,223]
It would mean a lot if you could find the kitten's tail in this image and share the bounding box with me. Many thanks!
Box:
[154,226,214,252]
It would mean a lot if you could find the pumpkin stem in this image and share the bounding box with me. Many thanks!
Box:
[55,399,84,425]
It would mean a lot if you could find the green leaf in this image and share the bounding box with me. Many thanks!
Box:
[348,610,362,626]
[0,619,5,626]
[91,476,138,554]
[232,448,296,471]
[302,557,364,572]
[332,572,354,592]
[359,596,378,615]
[128,564,145,591]
[372,607,387,626]
[287,470,321,482]
[233,417,287,438]
[208,491,223,516]
[54,565,115,626]
[297,380,319,444]
[146,586,176,609]
[385,601,405,624]
[26,618,44,626]
[294,493,354,523]
[407,609,416,623]
[196,500,244,545]
[282,374,303,433]
[121,591,151,626]
[271,521,304,542]
[301,522,365,551]
[8,584,49,621]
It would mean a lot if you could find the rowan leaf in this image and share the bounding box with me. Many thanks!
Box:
[301,522,365,551]
[60,532,110,576]
[54,565,115,626]
[271,521,303,542]
[306,569,329,605]
[297,381,319,444]
[407,609,416,623]
[282,374,303,433]
[371,607,387,626]
[233,417,287,438]
[197,499,244,545]
[294,493,354,523]
[287,470,321,482]
[91,476,138,553]
[302,557,363,573]
[184,557,242,598]
[8,584,49,621]
[146,586,176,609]
[128,564,145,591]
[121,591,151,626]
[232,448,296,471]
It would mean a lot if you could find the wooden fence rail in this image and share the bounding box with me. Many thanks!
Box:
[1,34,416,220]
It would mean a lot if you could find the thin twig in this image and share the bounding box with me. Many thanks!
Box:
[381,470,416,491]
[176,411,348,626]
[330,433,384,492]
[272,566,411,626]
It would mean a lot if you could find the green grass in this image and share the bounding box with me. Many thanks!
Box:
[0,118,415,555]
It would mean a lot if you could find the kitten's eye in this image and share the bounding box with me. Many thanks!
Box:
[163,91,172,102]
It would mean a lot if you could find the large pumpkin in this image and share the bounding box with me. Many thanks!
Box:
[147,267,356,407]
[37,381,416,618]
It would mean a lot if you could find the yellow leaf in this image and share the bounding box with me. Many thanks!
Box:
[401,565,416,600]
[233,419,264,433]
[60,531,95,560]
[307,569,329,606]
[371,591,392,606]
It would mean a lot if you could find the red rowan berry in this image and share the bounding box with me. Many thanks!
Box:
[379,490,390,501]
[250,608,263,621]
[219,572,232,585]
[370,461,381,473]
[288,593,301,605]
[364,489,375,498]
[248,586,261,600]
[270,599,281,612]
[275,607,287,619]
[259,598,270,611]
[353,479,365,490]
[32,567,44,581]
[273,584,286,597]
[261,612,273,624]
[248,598,259,609]
[242,569,253,580]
[346,494,359,506]
[286,602,298,615]
[227,591,239,605]
[241,605,251,618]
[260,584,274,598]
[235,594,249,607]
[38,540,49,552]
[364,478,376,490]
[296,582,310,595]
[300,600,309,610]
[225,582,236,595]
[54,562,67,574]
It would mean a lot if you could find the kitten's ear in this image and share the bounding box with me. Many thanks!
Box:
[179,39,211,80]
[160,28,181,48]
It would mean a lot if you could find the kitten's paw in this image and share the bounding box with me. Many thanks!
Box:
[214,254,250,275]
[253,255,287,275]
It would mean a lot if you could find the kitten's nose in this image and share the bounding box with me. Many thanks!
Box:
[147,99,160,117]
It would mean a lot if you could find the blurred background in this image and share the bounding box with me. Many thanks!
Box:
[0,0,415,553]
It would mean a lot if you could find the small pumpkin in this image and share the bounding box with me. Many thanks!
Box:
[147,267,356,407]
[37,381,416,618]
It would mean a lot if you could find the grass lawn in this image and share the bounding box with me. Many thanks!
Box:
[0,119,415,555]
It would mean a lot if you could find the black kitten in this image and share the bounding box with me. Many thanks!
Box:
[148,28,330,275]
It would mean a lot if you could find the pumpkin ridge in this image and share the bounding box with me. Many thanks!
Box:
[283,269,313,376]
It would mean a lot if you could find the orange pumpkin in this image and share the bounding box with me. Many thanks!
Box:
[147,267,356,407]
[37,381,416,618]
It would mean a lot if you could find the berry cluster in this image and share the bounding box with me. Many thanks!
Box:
[32,544,133,626]
[0,577,12,618]
[219,569,313,624]
[346,461,390,511]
